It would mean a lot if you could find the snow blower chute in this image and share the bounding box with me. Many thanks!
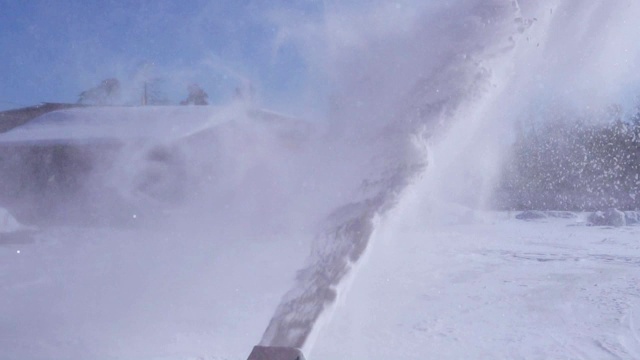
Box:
[246,346,306,360]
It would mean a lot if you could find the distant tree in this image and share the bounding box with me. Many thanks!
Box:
[180,84,208,105]
[78,78,120,105]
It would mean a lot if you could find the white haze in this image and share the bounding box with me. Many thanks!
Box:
[2,0,640,359]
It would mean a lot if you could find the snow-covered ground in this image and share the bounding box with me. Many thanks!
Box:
[2,209,639,359]
[314,211,640,360]
[0,218,310,360]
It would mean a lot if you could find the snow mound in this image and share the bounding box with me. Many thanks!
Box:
[515,210,547,220]
[624,211,640,225]
[515,211,578,221]
[545,211,578,219]
[588,208,626,227]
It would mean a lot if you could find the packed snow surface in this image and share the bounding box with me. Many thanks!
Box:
[2,211,640,359]
[313,211,640,360]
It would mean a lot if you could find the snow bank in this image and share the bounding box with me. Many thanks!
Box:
[515,211,578,221]
[588,208,627,227]
[625,211,640,225]
[516,210,547,220]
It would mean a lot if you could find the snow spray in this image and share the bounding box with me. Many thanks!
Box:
[256,0,535,355]
[255,0,640,356]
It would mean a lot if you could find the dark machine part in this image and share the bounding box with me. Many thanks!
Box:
[247,346,306,360]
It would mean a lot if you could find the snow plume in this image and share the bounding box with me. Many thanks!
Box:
[260,0,536,352]
[4,1,640,359]
[259,0,640,353]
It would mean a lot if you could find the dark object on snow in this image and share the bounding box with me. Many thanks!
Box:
[247,346,306,360]
[588,208,626,227]
[515,210,547,220]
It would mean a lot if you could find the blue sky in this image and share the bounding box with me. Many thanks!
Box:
[0,0,325,113]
